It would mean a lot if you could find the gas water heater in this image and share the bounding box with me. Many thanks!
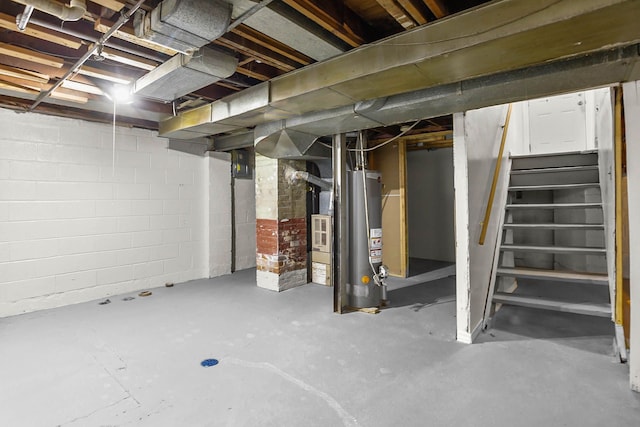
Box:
[347,169,388,308]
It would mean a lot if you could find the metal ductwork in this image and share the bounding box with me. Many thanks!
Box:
[133,47,238,102]
[13,0,86,22]
[157,0,640,159]
[254,120,330,159]
[160,0,640,147]
[134,0,231,53]
[283,165,332,191]
[252,43,640,158]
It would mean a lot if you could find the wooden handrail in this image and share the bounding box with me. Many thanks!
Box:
[479,103,513,245]
[614,87,624,326]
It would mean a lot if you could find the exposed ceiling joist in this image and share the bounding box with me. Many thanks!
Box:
[0,64,49,84]
[89,0,126,12]
[376,0,417,29]
[97,45,157,70]
[0,42,64,68]
[61,79,103,95]
[0,94,160,129]
[231,25,313,67]
[93,17,179,56]
[0,13,83,49]
[282,0,368,47]
[0,74,90,103]
[397,0,428,25]
[237,61,282,81]
[422,0,448,18]
[214,32,301,72]
[76,65,132,84]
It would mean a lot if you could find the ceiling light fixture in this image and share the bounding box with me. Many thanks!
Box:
[111,84,133,104]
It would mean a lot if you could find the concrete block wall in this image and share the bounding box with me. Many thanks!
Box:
[0,108,211,316]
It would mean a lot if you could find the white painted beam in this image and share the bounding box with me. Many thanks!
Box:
[453,112,472,343]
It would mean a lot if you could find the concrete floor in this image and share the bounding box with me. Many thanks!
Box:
[1,268,639,427]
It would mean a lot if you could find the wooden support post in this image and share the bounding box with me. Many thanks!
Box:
[614,87,627,361]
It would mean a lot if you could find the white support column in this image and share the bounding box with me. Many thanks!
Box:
[453,112,472,343]
[623,81,640,392]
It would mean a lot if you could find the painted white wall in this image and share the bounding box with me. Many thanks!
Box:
[0,108,220,317]
[234,173,257,270]
[465,105,513,339]
[622,81,640,392]
[209,152,232,277]
[506,101,528,156]
[594,88,617,310]
[453,113,471,343]
[454,105,514,342]
[406,148,455,262]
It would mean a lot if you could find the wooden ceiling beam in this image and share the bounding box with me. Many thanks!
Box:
[94,18,179,56]
[76,65,132,84]
[214,33,300,72]
[0,64,49,84]
[89,0,126,12]
[61,79,104,95]
[0,79,39,96]
[0,94,161,129]
[213,81,243,91]
[0,13,83,49]
[0,56,117,87]
[192,85,238,101]
[282,0,368,48]
[375,0,417,29]
[231,25,313,66]
[97,45,157,70]
[422,0,449,19]
[236,61,283,82]
[397,0,429,25]
[0,42,64,68]
[0,75,89,103]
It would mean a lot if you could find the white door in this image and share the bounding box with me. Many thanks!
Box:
[528,92,587,154]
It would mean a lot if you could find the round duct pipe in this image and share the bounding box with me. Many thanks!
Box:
[13,0,86,23]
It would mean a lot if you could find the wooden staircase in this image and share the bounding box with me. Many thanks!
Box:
[486,151,613,321]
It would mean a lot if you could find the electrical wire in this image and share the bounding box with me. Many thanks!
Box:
[112,99,116,173]
[313,119,421,152]
[6,42,83,60]
[348,120,421,152]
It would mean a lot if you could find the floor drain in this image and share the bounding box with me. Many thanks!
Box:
[201,359,219,367]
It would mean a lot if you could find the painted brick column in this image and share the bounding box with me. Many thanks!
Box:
[255,154,307,291]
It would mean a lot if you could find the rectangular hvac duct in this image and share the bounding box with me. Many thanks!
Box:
[133,48,238,102]
[134,0,231,53]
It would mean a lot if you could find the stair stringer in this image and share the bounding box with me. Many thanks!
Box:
[482,156,514,330]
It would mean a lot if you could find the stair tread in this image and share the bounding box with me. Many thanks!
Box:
[492,293,611,317]
[501,244,606,254]
[509,183,600,191]
[506,202,602,209]
[504,223,604,229]
[510,150,598,159]
[496,267,608,284]
[510,165,599,175]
